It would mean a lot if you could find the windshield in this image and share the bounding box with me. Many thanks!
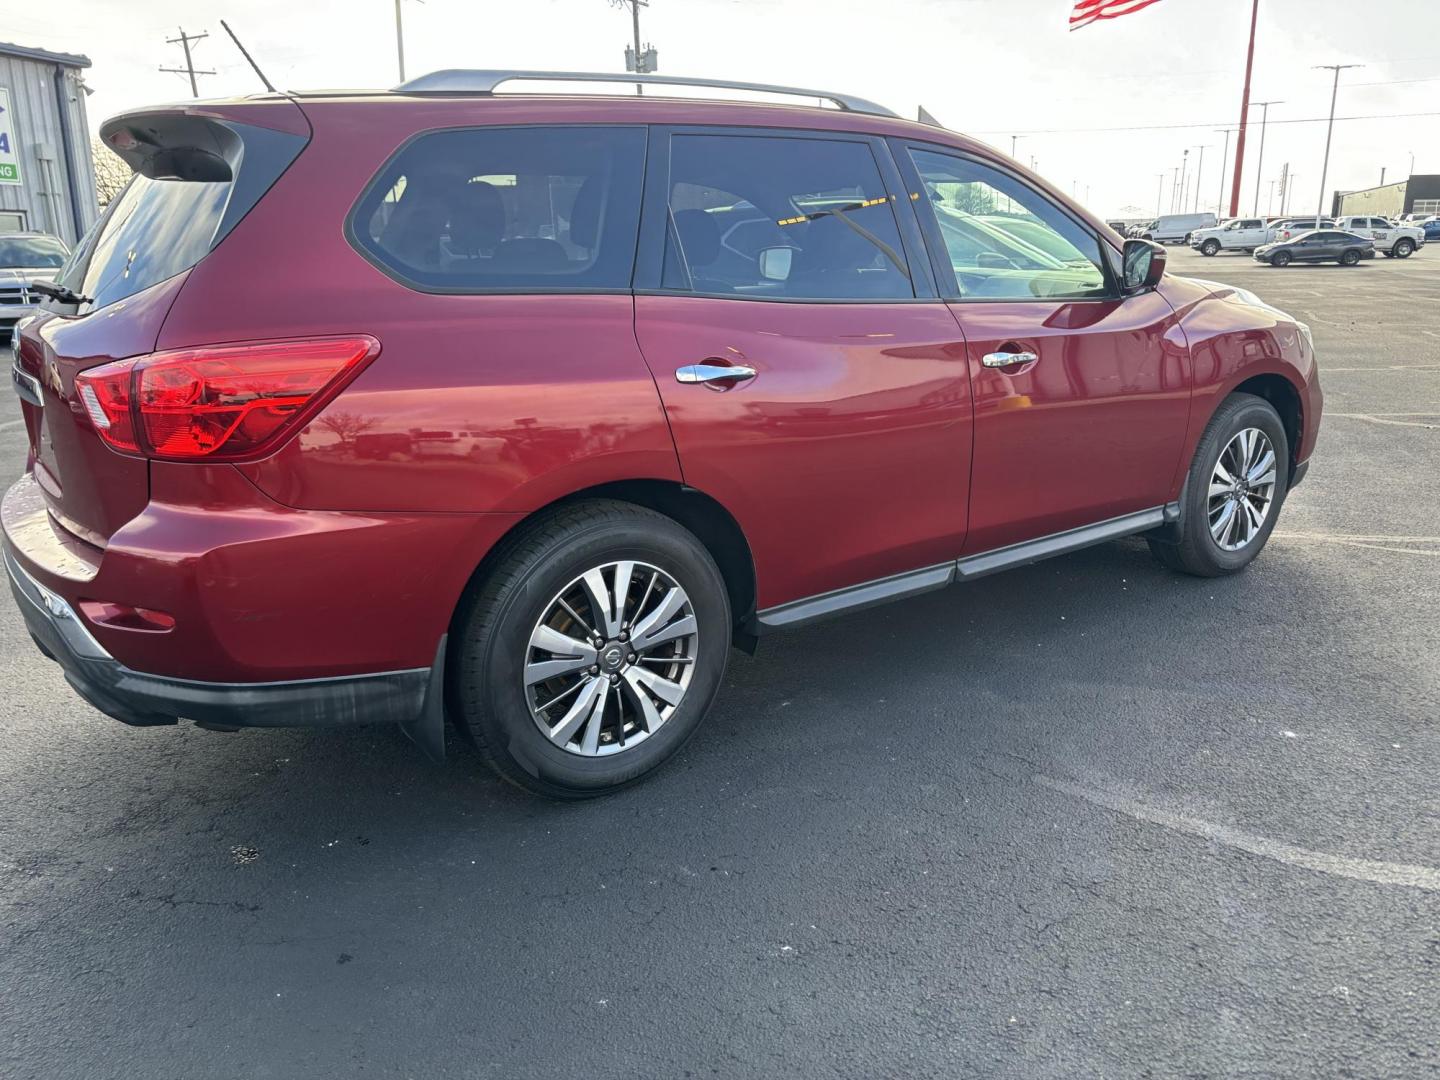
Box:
[0,235,69,268]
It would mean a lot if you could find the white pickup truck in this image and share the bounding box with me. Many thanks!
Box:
[1332,216,1424,258]
[1189,217,1270,256]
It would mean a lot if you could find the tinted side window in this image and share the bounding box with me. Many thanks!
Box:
[908,148,1109,301]
[661,134,913,301]
[352,126,645,292]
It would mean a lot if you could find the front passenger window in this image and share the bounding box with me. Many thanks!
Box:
[907,148,1110,301]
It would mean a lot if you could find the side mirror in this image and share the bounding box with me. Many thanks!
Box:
[1122,239,1166,293]
[757,246,793,281]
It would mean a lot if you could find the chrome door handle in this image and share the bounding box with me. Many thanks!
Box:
[675,363,758,386]
[981,351,1038,368]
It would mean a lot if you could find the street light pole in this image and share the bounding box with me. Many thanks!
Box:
[1314,64,1362,226]
[1156,173,1165,219]
[1193,145,1209,214]
[394,0,405,82]
[1251,100,1284,215]
[1214,129,1232,219]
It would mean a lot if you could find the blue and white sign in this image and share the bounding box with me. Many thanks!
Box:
[0,89,22,185]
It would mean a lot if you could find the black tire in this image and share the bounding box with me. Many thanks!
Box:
[1340,248,1361,266]
[450,499,731,798]
[1201,239,1221,256]
[1270,250,1292,267]
[1394,238,1414,258]
[1148,393,1290,578]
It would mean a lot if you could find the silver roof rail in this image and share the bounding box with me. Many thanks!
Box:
[393,69,898,118]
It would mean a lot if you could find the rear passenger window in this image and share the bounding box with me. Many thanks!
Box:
[661,134,914,301]
[351,126,645,292]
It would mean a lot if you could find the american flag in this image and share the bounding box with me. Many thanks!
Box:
[1069,0,1165,30]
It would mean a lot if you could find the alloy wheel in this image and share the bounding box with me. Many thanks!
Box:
[1208,427,1278,551]
[524,560,699,757]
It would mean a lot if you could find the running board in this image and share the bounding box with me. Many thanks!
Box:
[755,505,1175,632]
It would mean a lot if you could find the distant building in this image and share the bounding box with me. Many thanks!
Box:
[0,41,97,245]
[1332,174,1440,219]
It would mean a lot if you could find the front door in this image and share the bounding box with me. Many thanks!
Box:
[895,142,1192,555]
[633,129,974,611]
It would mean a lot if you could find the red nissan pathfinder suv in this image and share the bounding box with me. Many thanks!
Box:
[4,72,1321,797]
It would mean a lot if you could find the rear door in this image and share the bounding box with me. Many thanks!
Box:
[633,128,973,611]
[1236,218,1267,247]
[894,141,1190,554]
[13,107,308,545]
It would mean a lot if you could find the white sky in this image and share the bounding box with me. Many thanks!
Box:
[7,0,1439,218]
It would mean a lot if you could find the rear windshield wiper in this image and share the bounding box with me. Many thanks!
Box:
[29,280,93,306]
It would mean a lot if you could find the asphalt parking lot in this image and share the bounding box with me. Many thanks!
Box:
[2,247,1438,1079]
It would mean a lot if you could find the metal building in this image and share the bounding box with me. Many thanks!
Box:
[0,41,97,247]
[1332,174,1440,220]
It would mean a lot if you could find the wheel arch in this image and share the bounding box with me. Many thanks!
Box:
[1226,373,1304,484]
[448,479,760,656]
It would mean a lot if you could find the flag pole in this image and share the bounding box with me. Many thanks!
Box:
[1227,0,1260,217]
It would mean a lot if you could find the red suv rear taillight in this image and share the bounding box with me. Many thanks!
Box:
[75,336,380,461]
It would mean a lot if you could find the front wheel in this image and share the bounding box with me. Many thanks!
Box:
[451,500,731,798]
[1270,250,1292,267]
[1148,394,1289,577]
[1340,249,1362,266]
[1394,238,1415,258]
[1201,239,1221,256]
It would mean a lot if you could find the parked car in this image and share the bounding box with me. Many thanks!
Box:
[1422,218,1440,241]
[1141,213,1217,244]
[1127,220,1155,238]
[4,71,1322,797]
[0,232,69,339]
[1253,229,1374,266]
[1269,217,1336,242]
[1331,216,1424,258]
[1190,217,1269,255]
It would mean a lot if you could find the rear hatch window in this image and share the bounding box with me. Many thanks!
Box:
[16,108,308,545]
[58,114,309,311]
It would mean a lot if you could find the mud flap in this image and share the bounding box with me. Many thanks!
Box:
[399,635,447,762]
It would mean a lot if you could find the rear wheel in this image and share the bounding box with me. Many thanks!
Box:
[1201,239,1221,256]
[1270,250,1292,267]
[1148,394,1289,577]
[1394,238,1415,258]
[1340,248,1362,266]
[451,500,731,798]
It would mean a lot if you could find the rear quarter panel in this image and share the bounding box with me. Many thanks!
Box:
[157,100,682,514]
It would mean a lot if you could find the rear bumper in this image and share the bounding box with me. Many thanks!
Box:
[7,543,439,733]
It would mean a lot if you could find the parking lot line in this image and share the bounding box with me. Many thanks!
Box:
[1035,774,1440,892]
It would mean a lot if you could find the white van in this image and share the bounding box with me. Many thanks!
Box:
[1142,213,1218,245]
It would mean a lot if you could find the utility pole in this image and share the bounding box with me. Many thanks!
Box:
[1250,100,1283,215]
[1214,129,1232,219]
[1228,0,1260,216]
[617,0,654,95]
[160,28,214,98]
[1192,145,1208,214]
[1156,173,1165,219]
[1314,64,1362,226]
[1380,167,1386,186]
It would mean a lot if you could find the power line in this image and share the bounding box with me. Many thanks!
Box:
[159,27,213,98]
[973,109,1440,137]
